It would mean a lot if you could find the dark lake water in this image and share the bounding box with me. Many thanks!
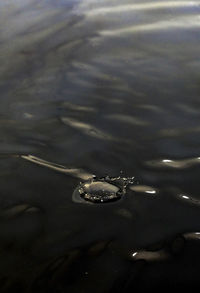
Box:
[1,0,200,291]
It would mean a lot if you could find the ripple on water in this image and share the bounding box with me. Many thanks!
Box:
[129,185,158,195]
[146,157,200,169]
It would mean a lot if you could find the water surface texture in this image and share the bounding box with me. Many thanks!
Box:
[1,0,200,292]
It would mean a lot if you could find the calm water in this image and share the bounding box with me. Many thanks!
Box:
[1,0,200,291]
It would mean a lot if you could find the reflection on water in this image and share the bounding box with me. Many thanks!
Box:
[1,0,200,291]
[60,117,114,140]
[21,154,94,180]
[146,157,200,168]
[129,184,158,194]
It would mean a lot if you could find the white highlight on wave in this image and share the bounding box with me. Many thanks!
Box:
[179,193,200,205]
[131,249,168,261]
[84,1,200,17]
[184,231,200,239]
[60,117,113,141]
[100,15,200,36]
[147,157,200,169]
[130,185,157,195]
[21,155,94,181]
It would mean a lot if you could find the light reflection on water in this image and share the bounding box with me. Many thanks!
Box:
[0,0,200,291]
[146,157,200,168]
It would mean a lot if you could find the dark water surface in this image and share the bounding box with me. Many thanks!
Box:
[1,0,200,291]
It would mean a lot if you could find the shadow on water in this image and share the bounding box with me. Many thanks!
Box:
[1,0,200,291]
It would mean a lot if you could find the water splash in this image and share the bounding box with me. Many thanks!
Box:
[21,155,135,204]
[73,175,135,204]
